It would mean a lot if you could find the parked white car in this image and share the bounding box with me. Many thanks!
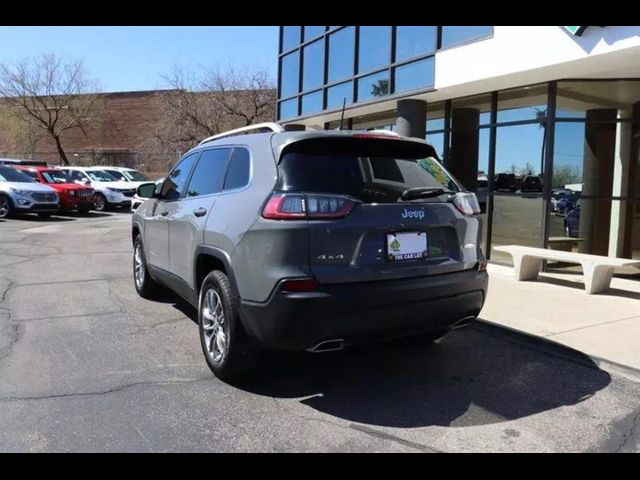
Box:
[97,166,151,186]
[0,165,59,218]
[60,167,136,211]
[131,177,164,211]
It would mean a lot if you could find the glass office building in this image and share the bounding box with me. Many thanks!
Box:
[277,26,640,268]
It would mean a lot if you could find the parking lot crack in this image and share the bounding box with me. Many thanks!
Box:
[0,377,212,403]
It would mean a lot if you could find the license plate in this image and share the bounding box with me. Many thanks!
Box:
[386,232,428,261]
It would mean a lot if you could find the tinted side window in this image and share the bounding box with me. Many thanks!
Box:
[223,148,251,190]
[161,153,199,201]
[105,169,126,181]
[185,148,231,198]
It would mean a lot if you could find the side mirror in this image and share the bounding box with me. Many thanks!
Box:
[137,182,157,199]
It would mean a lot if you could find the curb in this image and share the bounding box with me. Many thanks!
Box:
[471,319,640,382]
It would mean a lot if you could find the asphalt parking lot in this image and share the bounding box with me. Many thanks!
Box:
[1,211,639,452]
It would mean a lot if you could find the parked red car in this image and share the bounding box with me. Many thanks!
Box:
[13,166,96,213]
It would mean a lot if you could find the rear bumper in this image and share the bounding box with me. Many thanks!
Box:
[240,269,488,351]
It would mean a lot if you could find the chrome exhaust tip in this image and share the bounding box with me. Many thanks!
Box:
[306,339,345,353]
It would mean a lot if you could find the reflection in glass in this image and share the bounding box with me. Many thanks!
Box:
[301,90,323,115]
[394,57,434,93]
[302,39,324,92]
[328,27,355,83]
[282,26,301,52]
[327,81,353,110]
[495,124,545,183]
[426,132,444,160]
[304,26,325,41]
[553,122,585,189]
[491,196,544,264]
[357,70,390,102]
[358,26,391,73]
[497,84,548,123]
[279,51,299,98]
[279,98,298,120]
[396,26,436,61]
[441,26,492,48]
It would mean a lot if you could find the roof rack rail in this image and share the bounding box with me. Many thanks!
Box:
[198,122,285,146]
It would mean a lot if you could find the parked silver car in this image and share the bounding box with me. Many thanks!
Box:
[132,124,488,381]
[0,165,60,218]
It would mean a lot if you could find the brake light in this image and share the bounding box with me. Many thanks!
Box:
[452,192,481,216]
[281,278,319,292]
[262,193,356,220]
[352,133,399,140]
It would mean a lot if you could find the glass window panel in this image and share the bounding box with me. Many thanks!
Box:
[426,132,444,160]
[282,26,301,52]
[224,148,251,191]
[441,26,492,48]
[491,196,544,265]
[186,148,231,197]
[394,57,434,93]
[358,26,391,73]
[279,51,299,98]
[278,98,298,120]
[301,90,323,115]
[497,84,548,123]
[396,26,436,61]
[328,27,354,83]
[357,70,390,102]
[453,93,492,125]
[302,39,324,92]
[304,26,325,41]
[495,124,546,192]
[326,81,353,110]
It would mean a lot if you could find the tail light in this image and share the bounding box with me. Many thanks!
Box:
[262,193,356,220]
[452,192,481,216]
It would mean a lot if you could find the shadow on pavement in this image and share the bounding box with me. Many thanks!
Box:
[13,214,75,222]
[56,211,115,219]
[239,326,611,428]
[537,275,640,300]
[165,293,611,428]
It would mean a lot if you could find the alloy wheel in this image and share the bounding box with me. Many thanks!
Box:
[201,288,228,364]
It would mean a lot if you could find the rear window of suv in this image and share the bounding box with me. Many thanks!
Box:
[277,137,460,203]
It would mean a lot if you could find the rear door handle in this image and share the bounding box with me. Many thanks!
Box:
[193,207,207,217]
[160,210,169,217]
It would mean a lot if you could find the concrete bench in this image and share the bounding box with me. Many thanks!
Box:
[493,245,640,294]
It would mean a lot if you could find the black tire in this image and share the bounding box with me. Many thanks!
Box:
[133,235,163,299]
[37,213,52,219]
[198,270,259,381]
[0,194,14,219]
[95,193,107,212]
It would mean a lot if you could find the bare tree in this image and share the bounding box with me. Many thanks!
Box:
[0,53,103,165]
[144,63,276,167]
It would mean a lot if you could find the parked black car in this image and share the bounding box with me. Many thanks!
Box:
[494,173,519,192]
[520,175,543,193]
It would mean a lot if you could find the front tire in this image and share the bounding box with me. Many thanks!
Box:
[0,194,14,218]
[133,236,162,299]
[95,193,107,212]
[198,270,259,381]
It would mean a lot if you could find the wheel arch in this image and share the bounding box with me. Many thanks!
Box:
[194,246,240,300]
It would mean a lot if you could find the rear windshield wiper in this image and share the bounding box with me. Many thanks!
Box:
[400,187,454,201]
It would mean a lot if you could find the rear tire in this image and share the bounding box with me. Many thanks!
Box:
[133,236,163,299]
[198,270,259,381]
[0,194,14,219]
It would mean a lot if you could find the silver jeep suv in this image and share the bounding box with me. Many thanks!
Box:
[132,123,488,380]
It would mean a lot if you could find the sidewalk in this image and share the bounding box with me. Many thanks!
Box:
[479,263,640,377]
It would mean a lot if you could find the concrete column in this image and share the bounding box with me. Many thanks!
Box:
[579,109,617,256]
[395,99,426,139]
[449,108,480,191]
[608,107,633,257]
